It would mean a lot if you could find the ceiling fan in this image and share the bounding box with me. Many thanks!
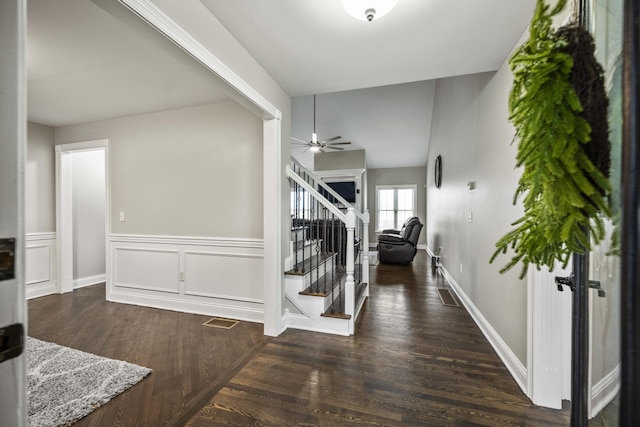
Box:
[291,95,351,153]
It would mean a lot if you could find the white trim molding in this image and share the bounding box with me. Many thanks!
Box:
[117,0,280,121]
[527,263,572,409]
[429,248,528,394]
[25,232,57,299]
[73,274,106,289]
[590,364,620,419]
[109,234,265,323]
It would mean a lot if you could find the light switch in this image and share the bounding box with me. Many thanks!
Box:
[467,212,473,223]
[119,211,125,222]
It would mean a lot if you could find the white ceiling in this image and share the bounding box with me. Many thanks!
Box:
[200,0,537,96]
[27,0,536,167]
[27,0,233,127]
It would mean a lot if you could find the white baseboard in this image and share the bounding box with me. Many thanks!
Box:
[26,281,58,300]
[74,274,106,289]
[437,262,528,394]
[590,364,620,418]
[109,288,264,323]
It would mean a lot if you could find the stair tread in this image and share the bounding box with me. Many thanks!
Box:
[285,252,336,276]
[299,270,346,297]
[321,311,352,320]
[320,281,368,319]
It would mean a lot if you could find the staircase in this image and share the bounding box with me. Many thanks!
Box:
[285,159,370,336]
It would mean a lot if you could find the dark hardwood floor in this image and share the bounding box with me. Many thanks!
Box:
[185,251,571,426]
[28,251,580,426]
[27,285,267,426]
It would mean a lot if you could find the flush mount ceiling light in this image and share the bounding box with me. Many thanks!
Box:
[341,0,399,22]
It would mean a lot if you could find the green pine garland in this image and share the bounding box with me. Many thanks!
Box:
[490,0,612,278]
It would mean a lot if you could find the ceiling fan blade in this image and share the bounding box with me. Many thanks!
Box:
[291,136,309,144]
[319,136,342,143]
[291,141,310,146]
[325,146,344,151]
[326,142,351,145]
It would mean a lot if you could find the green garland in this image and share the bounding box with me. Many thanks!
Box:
[490,0,612,278]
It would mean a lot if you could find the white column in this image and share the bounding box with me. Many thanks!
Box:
[345,208,356,334]
[362,209,370,290]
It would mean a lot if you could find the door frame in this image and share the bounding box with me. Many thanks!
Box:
[0,0,26,424]
[55,140,110,294]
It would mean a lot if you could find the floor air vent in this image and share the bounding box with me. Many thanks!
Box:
[202,317,239,329]
[437,288,460,307]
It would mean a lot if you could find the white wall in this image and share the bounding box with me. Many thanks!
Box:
[55,102,263,238]
[71,149,105,284]
[427,68,527,364]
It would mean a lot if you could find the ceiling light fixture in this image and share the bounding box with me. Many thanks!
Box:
[341,0,399,22]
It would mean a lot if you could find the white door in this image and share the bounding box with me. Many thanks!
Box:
[0,0,27,426]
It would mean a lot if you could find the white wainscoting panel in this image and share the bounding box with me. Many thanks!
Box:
[109,235,265,323]
[25,233,57,299]
[114,247,180,293]
[184,251,264,302]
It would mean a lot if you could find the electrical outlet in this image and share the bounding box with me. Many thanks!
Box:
[119,211,125,222]
[467,211,473,223]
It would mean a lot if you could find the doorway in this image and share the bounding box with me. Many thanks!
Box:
[55,140,109,294]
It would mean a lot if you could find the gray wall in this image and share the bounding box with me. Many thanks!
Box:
[314,150,365,171]
[26,122,56,233]
[55,102,264,238]
[426,68,527,363]
[71,149,105,281]
[367,167,427,248]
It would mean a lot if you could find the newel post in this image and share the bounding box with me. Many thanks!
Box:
[362,209,370,289]
[345,208,356,334]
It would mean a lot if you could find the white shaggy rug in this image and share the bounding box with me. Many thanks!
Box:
[27,337,152,427]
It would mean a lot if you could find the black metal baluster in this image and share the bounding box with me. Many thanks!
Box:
[314,197,320,293]
[301,185,306,274]
[322,208,328,294]
[330,212,336,313]
[294,178,299,272]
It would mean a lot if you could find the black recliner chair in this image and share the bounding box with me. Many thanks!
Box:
[377,216,423,264]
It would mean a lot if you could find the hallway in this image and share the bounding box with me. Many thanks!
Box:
[28,251,571,426]
[186,251,570,426]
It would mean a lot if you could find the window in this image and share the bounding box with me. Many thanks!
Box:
[376,185,417,231]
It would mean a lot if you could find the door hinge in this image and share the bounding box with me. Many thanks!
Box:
[0,238,16,281]
[0,323,24,364]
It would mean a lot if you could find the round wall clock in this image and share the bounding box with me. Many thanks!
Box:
[435,155,442,188]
